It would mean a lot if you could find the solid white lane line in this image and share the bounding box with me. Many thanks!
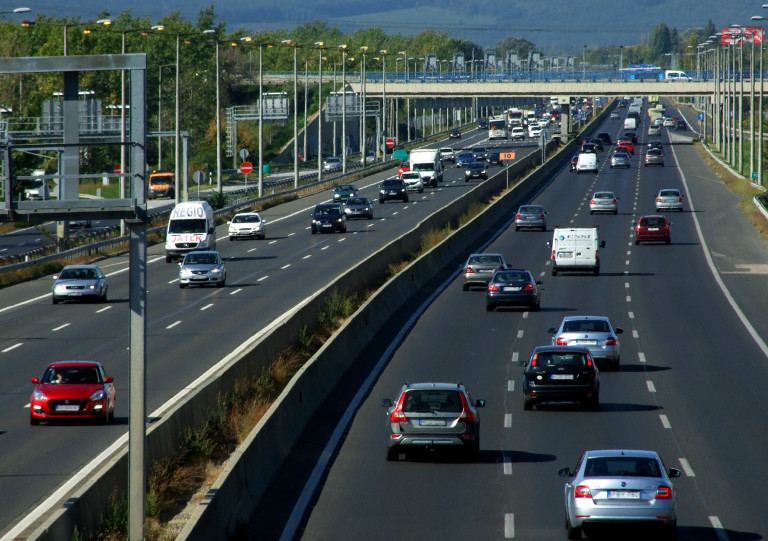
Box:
[166,321,182,329]
[200,304,214,311]
[504,413,512,428]
[659,414,672,429]
[646,380,656,393]
[2,343,23,353]
[53,323,70,332]
[679,457,695,477]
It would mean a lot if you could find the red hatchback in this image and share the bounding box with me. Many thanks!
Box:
[635,215,671,245]
[30,361,116,424]
[398,161,410,176]
[617,141,635,155]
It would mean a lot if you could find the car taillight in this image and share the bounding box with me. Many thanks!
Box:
[590,199,596,205]
[605,336,617,346]
[516,213,522,220]
[457,392,476,423]
[656,486,673,499]
[539,214,546,219]
[523,283,535,292]
[390,393,408,423]
[586,355,593,367]
[465,267,475,274]
[487,283,499,292]
[556,337,568,346]
[678,197,683,203]
[657,197,662,203]
[531,352,538,367]
[612,199,617,204]
[551,250,556,261]
[575,486,592,498]
[595,249,599,261]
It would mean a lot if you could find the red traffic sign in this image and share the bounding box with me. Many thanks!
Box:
[385,138,395,149]
[239,161,253,175]
[114,164,122,174]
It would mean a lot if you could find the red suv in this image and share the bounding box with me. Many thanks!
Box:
[635,215,671,245]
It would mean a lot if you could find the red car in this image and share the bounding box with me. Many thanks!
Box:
[634,215,671,245]
[30,361,116,424]
[398,161,410,176]
[617,141,635,155]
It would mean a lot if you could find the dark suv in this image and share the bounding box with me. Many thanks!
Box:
[519,346,600,411]
[381,382,486,461]
[310,202,346,234]
[378,177,409,204]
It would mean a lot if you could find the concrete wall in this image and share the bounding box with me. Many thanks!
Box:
[21,106,609,540]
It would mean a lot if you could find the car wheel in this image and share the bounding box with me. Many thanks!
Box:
[165,254,173,263]
[386,446,400,461]
[515,226,520,232]
[101,291,107,303]
[311,228,317,234]
[379,199,385,204]
[589,210,594,215]
[587,393,600,411]
[462,283,469,291]
[566,515,582,539]
[403,197,409,203]
[229,237,234,241]
[465,440,480,462]
[593,267,600,276]
[531,300,540,311]
[635,239,640,245]
[551,268,558,276]
[52,296,58,305]
[666,238,671,245]
[524,396,534,411]
[486,303,495,312]
[664,522,678,541]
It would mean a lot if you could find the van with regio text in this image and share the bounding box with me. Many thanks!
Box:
[548,227,604,276]
[165,201,216,262]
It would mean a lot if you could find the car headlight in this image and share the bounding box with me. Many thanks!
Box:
[87,284,97,290]
[180,268,193,277]
[210,267,222,274]
[34,389,47,401]
[336,218,343,223]
[89,389,105,401]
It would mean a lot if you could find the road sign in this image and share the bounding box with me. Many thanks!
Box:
[385,138,395,149]
[753,171,759,180]
[698,112,705,122]
[114,164,122,174]
[239,161,254,175]
[192,171,205,185]
[239,148,250,160]
[499,152,516,160]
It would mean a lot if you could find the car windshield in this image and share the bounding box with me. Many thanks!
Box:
[534,351,588,367]
[336,185,354,192]
[168,219,207,234]
[43,366,102,384]
[458,153,473,159]
[404,390,463,413]
[562,319,610,333]
[411,163,433,172]
[613,153,629,159]
[316,206,341,215]
[584,457,661,478]
[58,268,98,280]
[232,215,260,223]
[382,180,402,188]
[185,253,219,265]
[493,272,530,284]
[346,198,367,205]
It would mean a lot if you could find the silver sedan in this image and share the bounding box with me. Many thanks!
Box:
[560,449,680,539]
[589,191,618,215]
[179,251,227,288]
[514,205,547,231]
[52,265,108,304]
[610,152,631,169]
[548,315,623,370]
[655,189,684,212]
[461,252,508,290]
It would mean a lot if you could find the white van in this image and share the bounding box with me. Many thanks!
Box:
[576,153,598,174]
[664,70,692,82]
[408,148,443,187]
[623,117,638,130]
[165,201,217,262]
[549,227,604,276]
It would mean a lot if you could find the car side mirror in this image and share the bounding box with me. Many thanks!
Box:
[31,377,39,384]
[547,327,556,334]
[668,468,682,478]
[208,227,215,234]
[381,399,393,408]
[518,360,527,367]
[615,328,624,334]
[558,467,573,477]
[475,399,486,407]
[600,240,606,248]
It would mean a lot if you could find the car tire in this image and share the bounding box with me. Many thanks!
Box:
[664,522,678,541]
[379,199,385,204]
[229,237,234,241]
[165,254,173,263]
[52,296,58,305]
[403,197,409,203]
[101,291,107,303]
[311,229,317,235]
[486,303,495,312]
[551,268,558,276]
[531,300,540,311]
[587,394,600,411]
[462,283,469,291]
[566,515,582,540]
[30,415,40,426]
[386,446,400,461]
[515,226,520,232]
[666,238,671,245]
[179,283,186,289]
[524,396,534,411]
[593,267,600,276]
[589,210,594,215]
[466,441,480,463]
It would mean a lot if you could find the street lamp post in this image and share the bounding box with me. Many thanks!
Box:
[360,46,368,163]
[316,42,325,181]
[158,64,174,169]
[282,40,300,188]
[619,45,624,79]
[582,45,586,80]
[381,50,388,148]
[751,15,766,185]
[339,44,348,173]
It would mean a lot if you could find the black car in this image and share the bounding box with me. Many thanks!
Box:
[486,151,502,166]
[675,119,687,131]
[465,161,488,181]
[486,269,542,311]
[624,131,638,144]
[471,146,488,161]
[520,346,600,411]
[310,202,346,234]
[596,132,612,145]
[477,119,488,130]
[378,177,409,203]
[588,138,605,152]
[449,128,461,139]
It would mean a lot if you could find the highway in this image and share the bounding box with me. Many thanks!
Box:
[0,127,542,536]
[271,104,768,540]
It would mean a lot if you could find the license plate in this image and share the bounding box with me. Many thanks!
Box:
[321,224,332,228]
[55,405,80,412]
[578,340,597,346]
[419,419,446,426]
[608,491,641,499]
[551,374,574,380]
[503,286,522,292]
[388,191,399,195]
[648,227,659,231]
[557,252,573,258]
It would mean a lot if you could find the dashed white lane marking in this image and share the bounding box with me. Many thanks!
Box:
[302,255,312,260]
[166,321,181,329]
[200,304,214,311]
[269,240,277,245]
[504,413,512,428]
[508,380,515,392]
[2,343,23,353]
[516,330,524,338]
[511,352,519,364]
[338,237,346,242]
[258,276,269,281]
[659,414,672,429]
[230,288,242,295]
[321,246,330,250]
[281,264,291,269]
[628,311,634,319]
[638,352,646,363]
[626,296,631,302]
[632,330,639,339]
[96,306,112,313]
[708,516,729,540]
[248,247,258,252]
[503,456,513,475]
[168,278,179,284]
[288,232,295,237]
[625,282,630,288]
[522,312,529,319]
[646,380,656,393]
[53,323,70,332]
[504,513,515,538]
[679,458,695,477]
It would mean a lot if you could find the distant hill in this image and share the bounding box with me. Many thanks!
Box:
[38,0,757,52]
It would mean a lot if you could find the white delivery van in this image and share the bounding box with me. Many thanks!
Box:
[623,117,638,130]
[576,153,598,174]
[549,227,605,276]
[165,201,217,262]
[664,70,692,81]
[408,148,443,188]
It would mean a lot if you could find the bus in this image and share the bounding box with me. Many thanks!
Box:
[488,117,508,140]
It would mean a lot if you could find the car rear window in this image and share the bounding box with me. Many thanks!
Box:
[469,255,503,265]
[562,320,610,333]
[534,351,588,367]
[584,457,661,478]
[404,390,463,412]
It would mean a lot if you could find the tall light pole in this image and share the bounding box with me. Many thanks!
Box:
[339,44,348,173]
[360,46,369,163]
[282,40,300,188]
[203,29,223,193]
[380,50,388,146]
[316,42,325,181]
[619,45,624,78]
[582,45,587,80]
[399,50,407,82]
[157,64,174,169]
[752,15,766,185]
